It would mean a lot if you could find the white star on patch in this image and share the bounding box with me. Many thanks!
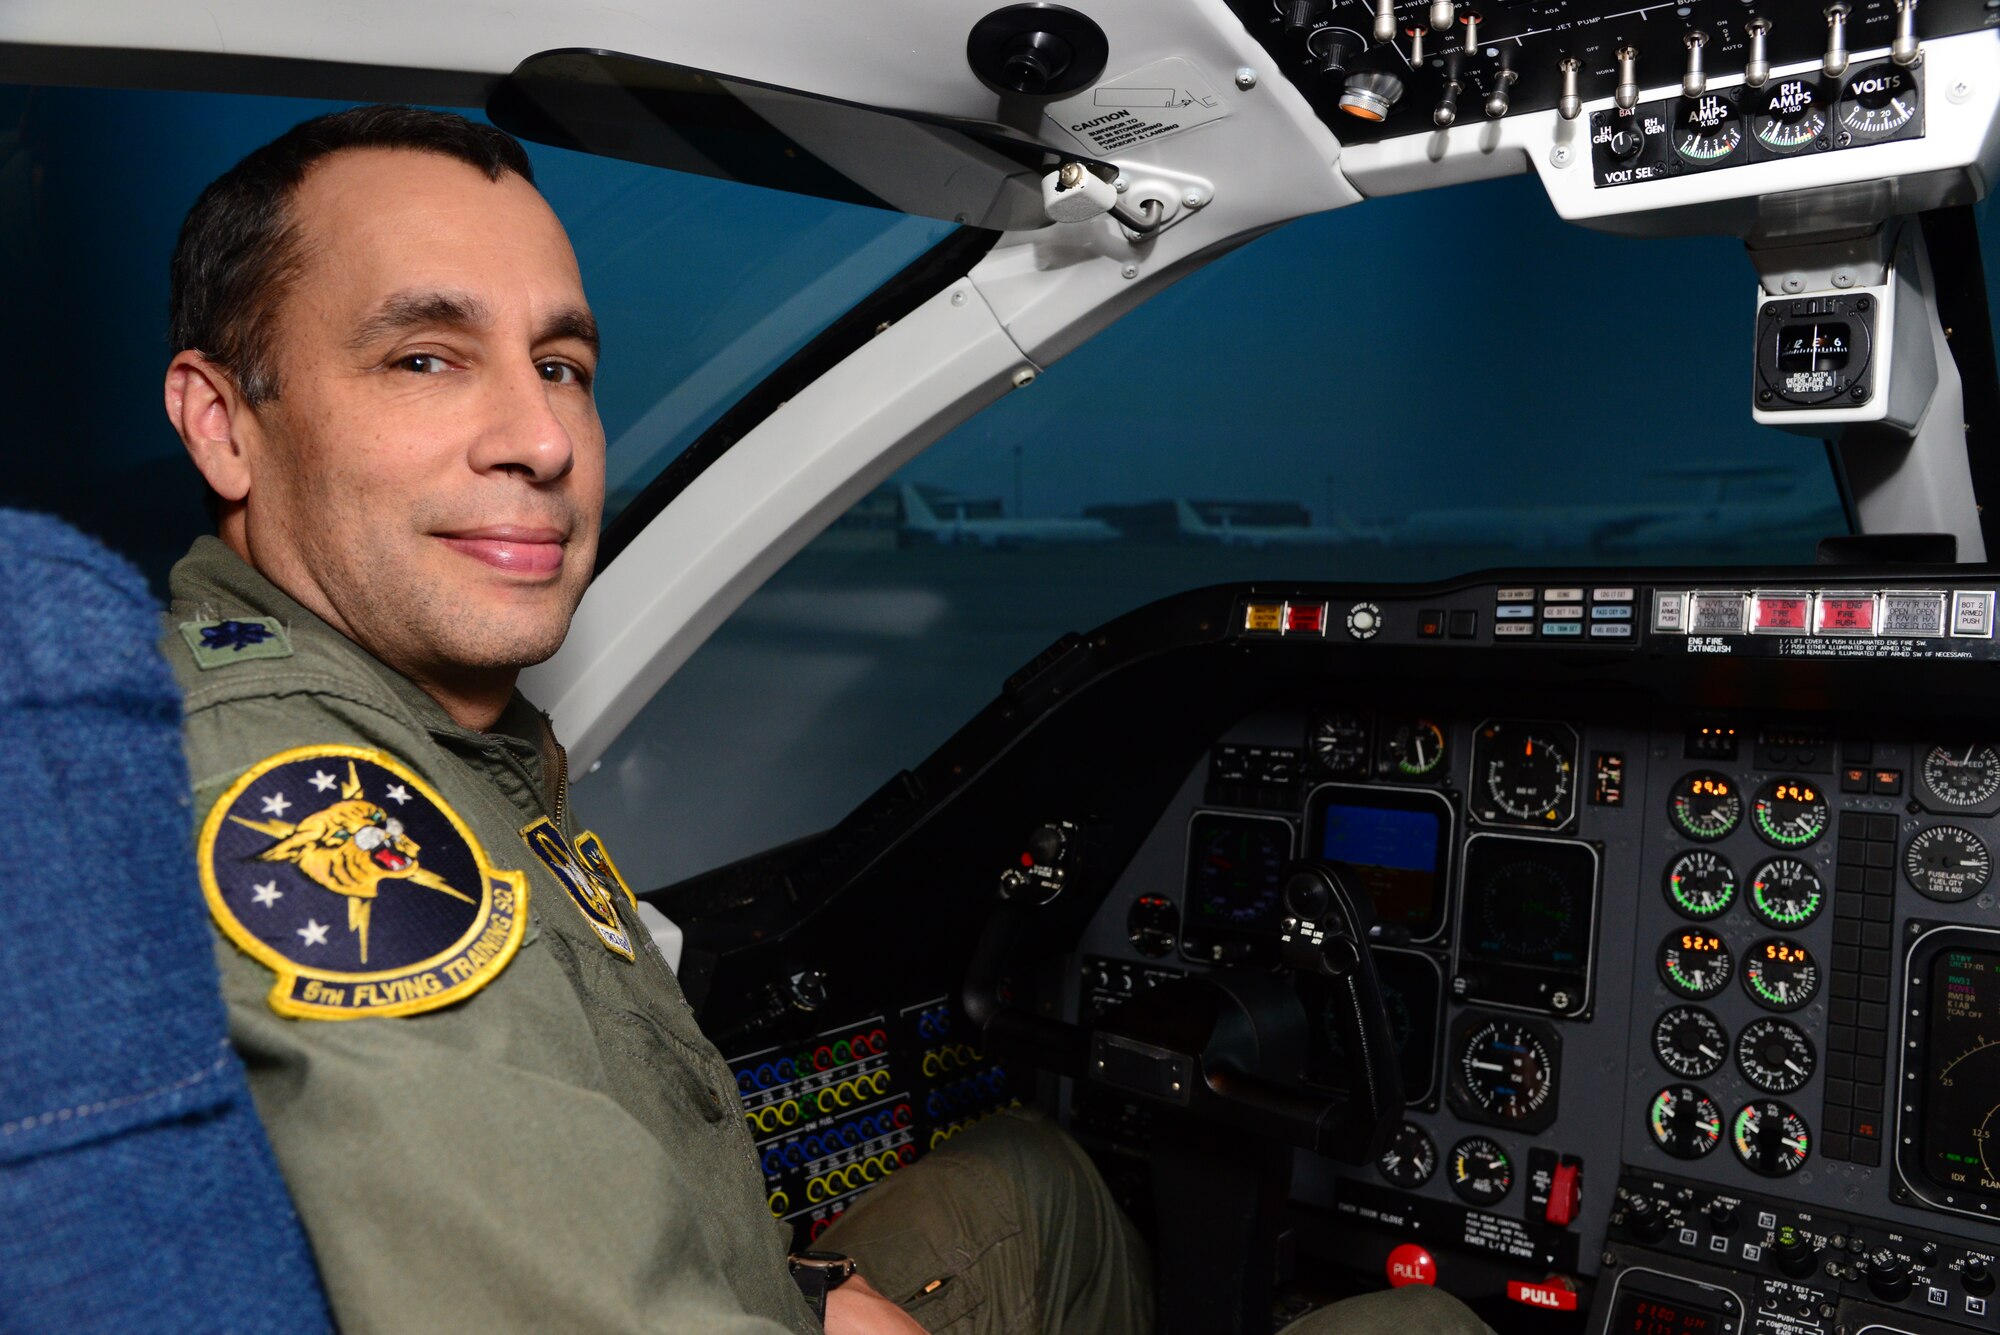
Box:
[260,792,292,817]
[251,880,283,907]
[298,919,330,947]
[308,770,337,793]
[385,784,412,805]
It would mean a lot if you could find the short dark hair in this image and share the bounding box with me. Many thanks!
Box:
[168,104,536,404]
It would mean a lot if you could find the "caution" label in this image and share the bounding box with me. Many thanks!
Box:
[1043,57,1231,156]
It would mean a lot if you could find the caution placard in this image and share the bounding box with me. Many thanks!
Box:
[1044,57,1231,156]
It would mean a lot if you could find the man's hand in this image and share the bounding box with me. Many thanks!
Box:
[823,1272,930,1334]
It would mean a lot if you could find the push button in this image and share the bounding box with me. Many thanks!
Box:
[1386,1244,1436,1287]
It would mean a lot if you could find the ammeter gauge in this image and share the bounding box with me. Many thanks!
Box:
[1381,719,1447,779]
[1836,63,1918,142]
[1743,938,1820,1011]
[1919,743,2000,809]
[1660,929,1733,999]
[1377,1122,1438,1187]
[1448,1136,1514,1205]
[1732,1099,1811,1176]
[1664,849,1737,919]
[1905,826,1992,902]
[1674,91,1743,164]
[1653,1006,1727,1079]
[1648,1084,1725,1160]
[1752,777,1830,849]
[1749,857,1825,928]
[1669,771,1741,841]
[1736,1018,1815,1093]
[1752,75,1826,152]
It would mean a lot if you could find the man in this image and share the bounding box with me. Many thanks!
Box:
[162,104,1488,1335]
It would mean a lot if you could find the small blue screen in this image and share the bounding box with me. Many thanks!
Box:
[1320,805,1438,871]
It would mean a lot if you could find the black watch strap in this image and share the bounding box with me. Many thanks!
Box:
[789,1251,857,1322]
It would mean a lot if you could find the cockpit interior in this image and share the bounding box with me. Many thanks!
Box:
[10,0,2000,1330]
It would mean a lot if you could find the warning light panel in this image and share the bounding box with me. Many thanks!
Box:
[1751,593,1811,633]
[1815,594,1877,636]
[1244,603,1284,633]
[1284,602,1327,635]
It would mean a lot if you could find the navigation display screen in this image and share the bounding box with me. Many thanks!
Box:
[1920,945,2000,1200]
[1456,834,1599,1018]
[1306,784,1452,940]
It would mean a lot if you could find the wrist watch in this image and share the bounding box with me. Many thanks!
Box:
[788,1250,858,1321]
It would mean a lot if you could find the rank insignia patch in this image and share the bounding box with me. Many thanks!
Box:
[179,616,293,670]
[520,817,635,960]
[199,745,528,1019]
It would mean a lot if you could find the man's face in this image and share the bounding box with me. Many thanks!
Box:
[239,148,603,684]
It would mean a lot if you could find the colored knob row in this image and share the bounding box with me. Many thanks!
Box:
[926,1099,1022,1149]
[924,1068,1008,1119]
[735,1028,890,1093]
[761,1105,916,1177]
[915,1007,954,1040]
[743,1071,897,1135]
[920,1044,983,1078]
[803,1147,915,1203]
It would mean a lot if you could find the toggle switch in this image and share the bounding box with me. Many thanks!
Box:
[1434,73,1463,124]
[1615,45,1640,109]
[1823,3,1850,79]
[1682,30,1708,97]
[1460,9,1481,51]
[1892,0,1922,67]
[1431,0,1454,32]
[1486,65,1518,117]
[1558,56,1583,118]
[1407,25,1426,61]
[1374,0,1398,44]
[1744,18,1772,86]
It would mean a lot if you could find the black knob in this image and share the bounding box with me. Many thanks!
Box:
[1316,31,1362,81]
[1626,1197,1669,1243]
[1964,1258,1994,1295]
[999,31,1074,94]
[1867,1248,1913,1303]
[1608,128,1646,160]
[1026,824,1067,867]
[1706,1201,1739,1234]
[1775,1226,1820,1279]
[1284,871,1331,920]
[1284,0,1327,31]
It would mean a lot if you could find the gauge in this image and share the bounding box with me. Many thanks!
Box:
[1448,1135,1514,1205]
[1919,744,2000,809]
[1664,850,1737,920]
[1648,1084,1725,1160]
[1836,63,1918,142]
[1382,719,1447,779]
[1653,1006,1728,1079]
[1752,777,1830,849]
[1308,712,1370,777]
[1752,75,1826,152]
[1736,1017,1816,1093]
[1477,859,1575,957]
[1378,1122,1438,1187]
[1669,771,1742,841]
[1187,815,1289,927]
[1905,826,1993,902]
[1126,894,1180,957]
[1473,721,1577,826]
[1749,857,1825,929]
[1674,91,1744,164]
[1744,938,1820,1012]
[1660,929,1733,999]
[1732,1099,1811,1176]
[1455,1017,1558,1124]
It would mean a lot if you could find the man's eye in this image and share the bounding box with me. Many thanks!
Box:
[539,360,590,387]
[394,353,449,374]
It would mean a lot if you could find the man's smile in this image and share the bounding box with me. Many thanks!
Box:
[435,525,567,576]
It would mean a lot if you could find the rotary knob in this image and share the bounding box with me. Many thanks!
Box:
[1866,1248,1913,1303]
[1625,1196,1670,1243]
[1774,1225,1820,1279]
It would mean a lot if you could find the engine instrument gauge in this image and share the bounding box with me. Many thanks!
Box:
[1919,744,2000,809]
[1664,850,1737,920]
[1308,712,1370,778]
[1906,826,1992,902]
[1752,75,1826,152]
[1749,857,1825,928]
[1453,1016,1558,1126]
[1448,1135,1514,1205]
[1660,929,1733,999]
[1378,1122,1438,1187]
[1382,719,1447,779]
[1674,91,1743,164]
[1752,777,1830,849]
[1126,894,1180,958]
[1669,771,1742,841]
[1472,721,1577,828]
[1648,1084,1725,1160]
[1736,1017,1816,1093]
[1653,1006,1727,1079]
[1732,1099,1812,1176]
[1836,63,1918,142]
[1744,938,1820,1011]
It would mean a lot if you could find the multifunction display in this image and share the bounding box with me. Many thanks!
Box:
[1455,834,1599,1018]
[1308,784,1452,940]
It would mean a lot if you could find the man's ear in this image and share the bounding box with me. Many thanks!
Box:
[165,351,256,503]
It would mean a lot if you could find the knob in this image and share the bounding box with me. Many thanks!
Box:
[1025,822,1068,866]
[1706,1200,1739,1234]
[1284,871,1331,919]
[1892,0,1922,67]
[1744,18,1773,87]
[1374,0,1398,44]
[1460,9,1481,50]
[1434,76,1462,125]
[1430,0,1454,32]
[1407,25,1427,61]
[1683,30,1709,97]
[1486,66,1518,117]
[1964,1258,1994,1295]
[1867,1248,1913,1303]
[1625,1197,1670,1243]
[1615,45,1641,110]
[1774,1225,1820,1279]
[1607,125,1645,159]
[1557,56,1583,119]
[1317,30,1363,80]
[1823,4,1850,79]
[1283,0,1325,33]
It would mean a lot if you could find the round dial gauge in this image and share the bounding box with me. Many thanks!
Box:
[1674,91,1744,164]
[1476,723,1575,825]
[1837,63,1918,141]
[1308,712,1369,777]
[1648,1084,1725,1160]
[1669,771,1742,841]
[1456,1018,1558,1123]
[1920,744,2000,809]
[1378,1122,1439,1187]
[1126,894,1180,958]
[1664,850,1737,920]
[1660,929,1733,999]
[1736,1017,1816,1093]
[1749,857,1825,929]
[1732,1099,1812,1176]
[1653,1006,1728,1079]
[1752,777,1830,849]
[1383,719,1447,778]
[1905,826,1993,902]
[1753,75,1826,152]
[1744,938,1820,1012]
[1448,1136,1514,1205]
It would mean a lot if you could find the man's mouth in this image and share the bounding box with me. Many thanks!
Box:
[371,847,412,872]
[436,526,567,577]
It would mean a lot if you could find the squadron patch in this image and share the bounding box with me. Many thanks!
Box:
[180,616,293,670]
[520,817,636,960]
[199,745,528,1019]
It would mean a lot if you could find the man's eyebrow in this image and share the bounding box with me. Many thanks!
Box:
[538,307,600,359]
[347,289,492,352]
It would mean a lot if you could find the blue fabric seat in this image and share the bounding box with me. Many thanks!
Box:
[0,510,330,1333]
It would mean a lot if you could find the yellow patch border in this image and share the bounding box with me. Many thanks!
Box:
[519,816,636,961]
[199,743,529,1020]
[575,830,639,911]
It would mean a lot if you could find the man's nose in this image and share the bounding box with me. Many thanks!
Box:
[469,359,577,483]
